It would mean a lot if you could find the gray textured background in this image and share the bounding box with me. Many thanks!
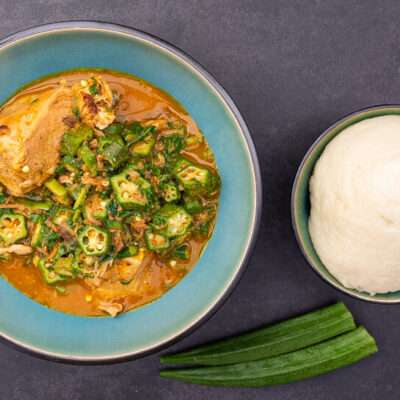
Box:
[0,1,399,399]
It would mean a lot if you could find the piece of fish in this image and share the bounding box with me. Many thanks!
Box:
[0,76,116,196]
[0,87,73,196]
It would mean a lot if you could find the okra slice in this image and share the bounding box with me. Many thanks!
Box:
[152,205,192,238]
[52,208,73,228]
[0,213,27,244]
[78,225,111,256]
[53,256,74,277]
[110,166,152,209]
[145,230,170,252]
[173,243,191,260]
[174,158,212,193]
[184,196,203,214]
[38,259,65,285]
[98,132,128,170]
[84,194,110,221]
[131,134,155,156]
[161,182,180,203]
[61,125,93,156]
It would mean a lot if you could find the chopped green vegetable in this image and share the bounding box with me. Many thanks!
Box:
[152,205,192,238]
[116,245,139,259]
[99,131,124,149]
[110,166,152,209]
[55,285,67,294]
[89,78,98,95]
[106,199,119,216]
[174,158,215,193]
[98,131,129,170]
[105,219,123,230]
[102,142,129,170]
[31,219,45,247]
[15,198,52,211]
[45,178,68,198]
[123,122,155,144]
[173,244,190,260]
[38,259,65,285]
[62,155,81,172]
[131,134,155,156]
[61,125,93,156]
[161,182,180,203]
[0,213,27,244]
[145,230,170,251]
[104,122,125,136]
[42,229,60,251]
[84,194,109,221]
[54,256,74,277]
[45,179,71,205]
[162,134,184,156]
[78,225,111,256]
[72,208,81,225]
[73,186,88,210]
[193,221,211,238]
[160,327,377,387]
[78,144,97,176]
[52,208,73,228]
[184,197,203,214]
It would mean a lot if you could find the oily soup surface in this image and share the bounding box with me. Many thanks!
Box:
[0,70,220,316]
[309,115,400,294]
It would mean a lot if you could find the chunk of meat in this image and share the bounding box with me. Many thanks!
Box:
[98,301,123,317]
[0,244,32,255]
[93,249,153,301]
[73,77,115,129]
[0,87,73,195]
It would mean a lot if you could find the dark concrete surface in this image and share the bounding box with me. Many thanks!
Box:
[0,1,399,398]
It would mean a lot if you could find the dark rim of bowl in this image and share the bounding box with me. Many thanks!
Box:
[291,104,400,304]
[0,20,262,364]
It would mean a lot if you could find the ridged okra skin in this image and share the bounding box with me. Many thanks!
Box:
[160,326,377,387]
[161,302,356,366]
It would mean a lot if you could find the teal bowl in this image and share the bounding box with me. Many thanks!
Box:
[292,105,400,304]
[0,22,261,362]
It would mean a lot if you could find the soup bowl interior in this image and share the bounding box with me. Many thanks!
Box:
[0,22,261,361]
[292,105,400,304]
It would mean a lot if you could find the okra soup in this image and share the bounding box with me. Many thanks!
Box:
[0,70,220,317]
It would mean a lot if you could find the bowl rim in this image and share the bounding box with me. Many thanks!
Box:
[0,20,262,363]
[291,104,400,304]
